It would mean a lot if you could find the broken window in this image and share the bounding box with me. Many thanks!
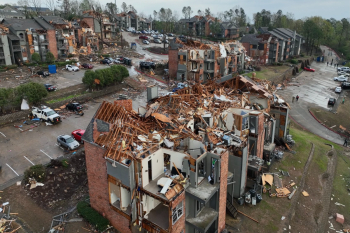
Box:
[198,160,205,176]
[19,33,24,39]
[242,117,249,130]
[172,201,183,224]
[249,116,258,134]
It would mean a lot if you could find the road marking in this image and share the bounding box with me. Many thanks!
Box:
[19,128,23,132]
[40,149,53,159]
[24,156,35,165]
[0,132,6,137]
[6,163,19,176]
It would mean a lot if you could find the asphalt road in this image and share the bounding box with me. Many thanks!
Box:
[277,49,345,145]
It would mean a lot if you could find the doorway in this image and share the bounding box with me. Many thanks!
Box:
[148,160,152,181]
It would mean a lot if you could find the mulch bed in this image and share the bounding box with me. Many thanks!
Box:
[24,150,88,209]
[147,46,169,55]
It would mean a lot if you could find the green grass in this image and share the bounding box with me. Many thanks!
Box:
[244,66,290,81]
[46,93,85,104]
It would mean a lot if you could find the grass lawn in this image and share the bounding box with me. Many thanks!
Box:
[229,122,342,233]
[244,65,291,81]
[310,95,350,134]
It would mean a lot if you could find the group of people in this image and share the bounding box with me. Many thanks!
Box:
[327,61,338,68]
[292,95,300,103]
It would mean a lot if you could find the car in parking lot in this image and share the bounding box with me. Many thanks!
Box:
[72,129,85,143]
[154,39,162,44]
[163,39,169,44]
[139,35,149,40]
[66,102,83,111]
[44,84,57,92]
[334,75,348,82]
[66,64,79,71]
[338,71,349,76]
[37,70,50,77]
[143,40,149,45]
[337,66,350,72]
[57,135,80,150]
[172,83,188,92]
[100,59,111,64]
[81,63,93,69]
[335,87,342,93]
[304,66,315,72]
[167,33,174,37]
[328,98,336,106]
[140,61,155,69]
[341,82,350,89]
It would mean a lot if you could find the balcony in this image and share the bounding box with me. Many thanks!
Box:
[142,204,169,233]
[12,45,21,51]
[57,35,65,40]
[186,207,218,232]
[41,49,49,54]
[0,52,4,59]
[58,45,67,50]
[40,39,49,44]
[204,69,214,73]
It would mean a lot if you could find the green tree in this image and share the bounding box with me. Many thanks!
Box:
[82,70,96,88]
[16,82,47,104]
[31,52,41,63]
[0,88,10,113]
[46,51,55,63]
[209,18,222,37]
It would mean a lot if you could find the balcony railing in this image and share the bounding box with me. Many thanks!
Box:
[40,39,49,44]
[12,45,21,51]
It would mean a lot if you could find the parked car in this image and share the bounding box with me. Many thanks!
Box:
[66,64,79,71]
[44,84,57,92]
[167,33,174,37]
[338,71,349,77]
[57,135,80,150]
[32,105,61,123]
[116,56,124,62]
[163,39,169,44]
[66,102,83,111]
[172,83,188,92]
[114,59,122,64]
[37,70,50,77]
[334,75,348,82]
[81,63,93,69]
[72,129,85,143]
[100,59,111,64]
[139,35,149,40]
[328,98,336,106]
[335,87,342,93]
[304,66,315,72]
[341,82,350,89]
[154,39,162,44]
[140,61,155,69]
[143,40,149,45]
[337,67,350,72]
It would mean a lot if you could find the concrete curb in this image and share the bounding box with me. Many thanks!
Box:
[308,109,347,138]
[134,68,167,84]
[134,39,168,55]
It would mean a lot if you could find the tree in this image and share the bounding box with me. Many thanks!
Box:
[210,18,222,37]
[153,10,157,20]
[197,10,203,17]
[46,51,55,63]
[182,6,192,19]
[105,2,118,22]
[31,52,41,63]
[204,8,210,17]
[128,4,136,13]
[80,0,92,12]
[82,70,96,88]
[45,0,55,13]
[121,2,127,12]
[16,82,48,104]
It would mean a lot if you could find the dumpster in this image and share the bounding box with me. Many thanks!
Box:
[48,65,57,74]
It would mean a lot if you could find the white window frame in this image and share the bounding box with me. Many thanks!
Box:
[172,201,183,225]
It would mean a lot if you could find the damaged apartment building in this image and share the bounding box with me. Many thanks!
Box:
[82,74,290,233]
[168,39,246,82]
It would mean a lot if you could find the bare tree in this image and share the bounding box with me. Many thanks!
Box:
[153,10,157,20]
[121,2,127,13]
[30,0,41,15]
[17,0,29,17]
[45,0,55,13]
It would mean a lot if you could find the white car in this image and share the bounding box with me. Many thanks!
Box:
[338,71,349,77]
[334,76,348,82]
[32,105,61,124]
[114,60,122,64]
[335,87,342,93]
[143,40,149,45]
[66,64,79,72]
[338,67,350,72]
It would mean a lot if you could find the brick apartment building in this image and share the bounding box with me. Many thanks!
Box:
[168,39,246,81]
[82,74,290,233]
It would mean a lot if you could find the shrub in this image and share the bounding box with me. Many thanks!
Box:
[82,70,96,88]
[300,54,304,57]
[46,52,55,63]
[24,164,46,182]
[102,54,110,58]
[68,54,75,58]
[77,201,109,231]
[16,82,48,104]
[277,63,283,66]
[4,65,18,70]
[24,62,38,66]
[271,62,277,66]
[290,59,298,64]
[255,66,262,71]
[32,52,41,63]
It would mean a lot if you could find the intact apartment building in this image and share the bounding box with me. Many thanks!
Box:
[82,74,290,233]
[168,39,246,81]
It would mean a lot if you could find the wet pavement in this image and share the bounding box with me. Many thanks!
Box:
[277,47,345,144]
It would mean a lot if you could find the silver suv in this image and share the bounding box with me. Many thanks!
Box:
[57,135,80,150]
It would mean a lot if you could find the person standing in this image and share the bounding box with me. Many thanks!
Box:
[327,61,329,66]
[292,96,295,103]
[296,95,299,101]
[344,138,348,147]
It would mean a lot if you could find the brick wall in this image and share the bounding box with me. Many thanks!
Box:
[83,18,94,31]
[47,30,58,58]
[242,42,250,57]
[205,21,210,36]
[84,142,132,233]
[77,29,83,45]
[168,49,178,79]
[170,190,186,233]
[218,150,228,232]
[114,99,132,111]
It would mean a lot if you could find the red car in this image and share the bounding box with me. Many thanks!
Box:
[72,129,85,143]
[139,35,148,40]
[82,63,94,69]
[304,66,315,72]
